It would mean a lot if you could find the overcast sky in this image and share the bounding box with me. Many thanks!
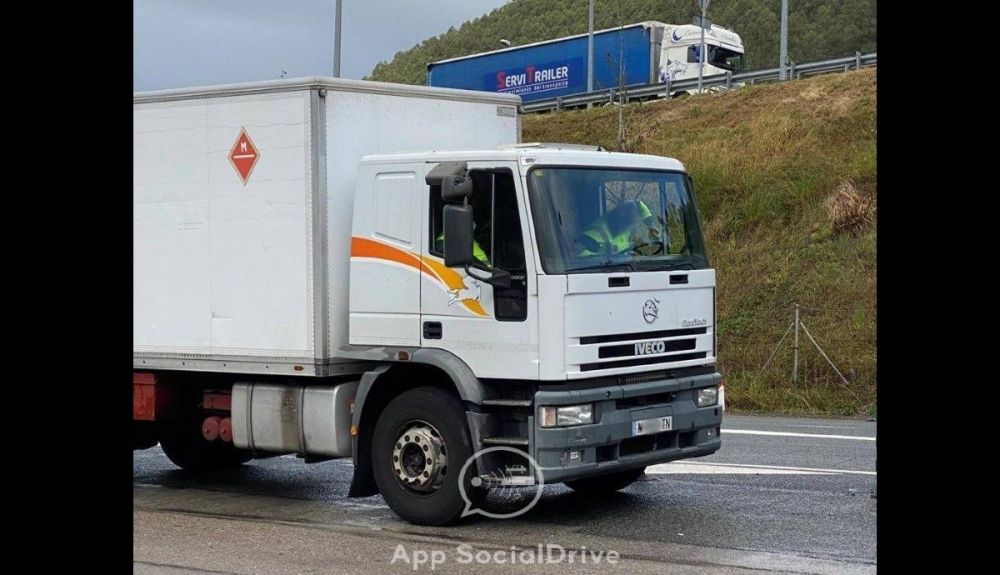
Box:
[134,0,511,91]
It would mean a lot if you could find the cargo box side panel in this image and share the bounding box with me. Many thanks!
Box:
[134,101,215,354]
[324,91,520,355]
[134,91,317,364]
[427,25,652,102]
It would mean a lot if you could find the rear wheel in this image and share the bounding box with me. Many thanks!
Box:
[158,417,251,470]
[564,467,645,494]
[372,386,484,525]
[133,421,158,450]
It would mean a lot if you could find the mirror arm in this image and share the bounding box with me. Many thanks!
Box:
[465,265,510,289]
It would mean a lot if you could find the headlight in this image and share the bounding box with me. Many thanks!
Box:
[696,387,718,407]
[539,404,594,427]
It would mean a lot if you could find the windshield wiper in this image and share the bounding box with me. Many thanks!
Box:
[567,259,635,273]
[634,258,695,272]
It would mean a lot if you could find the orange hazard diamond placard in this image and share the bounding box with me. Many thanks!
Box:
[228,128,260,185]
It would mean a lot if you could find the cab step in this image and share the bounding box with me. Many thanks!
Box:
[481,436,530,446]
[481,399,533,408]
[476,474,537,487]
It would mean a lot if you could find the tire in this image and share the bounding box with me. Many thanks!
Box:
[133,421,158,450]
[158,417,251,470]
[372,386,484,525]
[564,467,645,494]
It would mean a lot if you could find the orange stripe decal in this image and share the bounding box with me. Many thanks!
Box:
[351,237,488,317]
[351,237,423,270]
[419,256,489,317]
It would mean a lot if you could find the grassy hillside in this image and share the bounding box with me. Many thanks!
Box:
[524,69,876,416]
[368,0,876,86]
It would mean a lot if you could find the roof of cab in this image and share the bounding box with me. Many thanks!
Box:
[359,144,686,172]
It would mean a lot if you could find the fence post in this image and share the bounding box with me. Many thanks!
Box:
[855,50,862,70]
[789,60,796,80]
[792,304,800,384]
[665,75,671,98]
[726,71,732,89]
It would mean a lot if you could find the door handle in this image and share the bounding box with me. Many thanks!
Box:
[423,321,442,339]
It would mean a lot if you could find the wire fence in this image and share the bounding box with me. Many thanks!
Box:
[716,301,875,413]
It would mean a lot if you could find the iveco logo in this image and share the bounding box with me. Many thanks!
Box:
[635,340,666,356]
[642,298,660,324]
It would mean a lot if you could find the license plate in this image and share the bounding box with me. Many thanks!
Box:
[632,415,673,436]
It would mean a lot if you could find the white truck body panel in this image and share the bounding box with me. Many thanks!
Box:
[134,77,520,375]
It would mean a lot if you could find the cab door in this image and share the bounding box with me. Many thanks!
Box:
[419,161,538,379]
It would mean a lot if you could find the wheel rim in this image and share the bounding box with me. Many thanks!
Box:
[392,420,448,493]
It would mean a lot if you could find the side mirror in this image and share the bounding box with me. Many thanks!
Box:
[442,175,474,203]
[443,204,474,267]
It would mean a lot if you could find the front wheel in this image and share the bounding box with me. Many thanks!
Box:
[564,467,646,494]
[372,387,484,525]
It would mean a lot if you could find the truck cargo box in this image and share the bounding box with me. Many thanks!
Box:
[426,21,664,102]
[133,77,521,376]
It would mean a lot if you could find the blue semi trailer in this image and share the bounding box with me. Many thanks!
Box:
[426,21,744,103]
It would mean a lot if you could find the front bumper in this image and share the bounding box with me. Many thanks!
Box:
[531,370,722,483]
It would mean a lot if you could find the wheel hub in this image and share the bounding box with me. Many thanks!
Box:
[392,422,447,492]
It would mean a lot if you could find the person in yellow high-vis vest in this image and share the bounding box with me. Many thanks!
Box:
[435,232,490,266]
[577,200,657,256]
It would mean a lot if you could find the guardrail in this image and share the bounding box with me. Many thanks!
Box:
[521,51,876,113]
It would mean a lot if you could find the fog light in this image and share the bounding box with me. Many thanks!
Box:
[697,387,718,407]
[539,404,594,427]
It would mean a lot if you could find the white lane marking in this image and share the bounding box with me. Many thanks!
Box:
[647,461,876,476]
[785,423,865,430]
[723,429,876,441]
[646,462,832,475]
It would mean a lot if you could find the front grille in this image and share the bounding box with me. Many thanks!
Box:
[598,338,696,359]
[618,431,677,456]
[579,352,707,372]
[619,371,670,386]
[619,435,655,456]
[616,392,674,410]
[579,327,707,345]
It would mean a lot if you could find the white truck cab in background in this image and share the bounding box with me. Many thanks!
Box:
[133,77,722,525]
[658,23,745,93]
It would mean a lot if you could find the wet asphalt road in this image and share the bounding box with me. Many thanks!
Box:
[133,414,876,574]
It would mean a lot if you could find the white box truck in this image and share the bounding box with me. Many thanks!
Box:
[134,76,723,525]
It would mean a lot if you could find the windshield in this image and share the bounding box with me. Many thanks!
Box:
[709,45,744,71]
[527,167,709,274]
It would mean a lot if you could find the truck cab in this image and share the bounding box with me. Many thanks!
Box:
[343,144,722,520]
[659,24,745,90]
